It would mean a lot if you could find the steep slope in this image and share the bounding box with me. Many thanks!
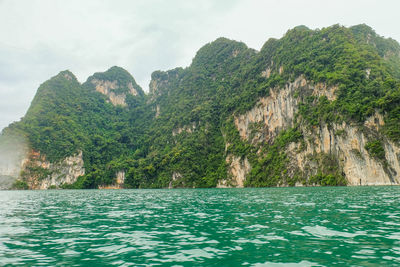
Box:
[1,24,400,189]
[350,24,400,80]
[85,66,144,106]
[144,25,400,188]
[224,25,400,187]
[142,38,258,188]
[1,67,148,189]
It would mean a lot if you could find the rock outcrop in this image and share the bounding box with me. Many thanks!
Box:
[226,76,400,187]
[217,155,251,188]
[85,66,143,107]
[168,171,183,189]
[2,25,400,190]
[287,123,400,186]
[172,122,197,136]
[20,150,85,189]
[91,78,139,106]
[234,76,336,144]
[99,171,125,189]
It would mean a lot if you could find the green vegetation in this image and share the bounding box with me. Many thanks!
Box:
[2,24,400,189]
[245,128,303,187]
[86,66,144,96]
[268,25,400,139]
[21,165,53,181]
[12,180,29,190]
[309,173,346,186]
[365,140,386,160]
[306,153,347,186]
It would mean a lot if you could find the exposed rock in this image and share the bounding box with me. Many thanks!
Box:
[128,82,139,96]
[230,76,400,186]
[366,68,371,79]
[172,122,197,136]
[312,82,337,101]
[364,112,385,132]
[149,79,159,96]
[218,155,251,188]
[155,105,160,118]
[169,171,182,188]
[261,67,272,78]
[108,92,127,106]
[63,73,73,81]
[91,78,128,106]
[235,76,338,144]
[234,77,302,143]
[287,123,400,185]
[92,78,118,95]
[99,171,125,189]
[91,78,140,107]
[22,150,85,189]
[149,75,169,101]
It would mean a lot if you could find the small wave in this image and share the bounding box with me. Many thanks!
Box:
[253,260,324,266]
[302,225,358,238]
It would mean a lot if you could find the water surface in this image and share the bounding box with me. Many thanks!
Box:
[1,187,400,266]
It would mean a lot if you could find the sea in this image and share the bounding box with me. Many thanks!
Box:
[0,186,400,266]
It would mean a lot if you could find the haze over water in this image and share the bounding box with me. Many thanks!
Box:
[0,187,399,266]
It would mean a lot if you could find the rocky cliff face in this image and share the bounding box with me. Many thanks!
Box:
[91,78,139,106]
[234,79,299,144]
[226,76,400,186]
[2,25,399,190]
[217,155,250,188]
[84,66,144,107]
[286,122,400,186]
[20,150,85,189]
[234,76,337,144]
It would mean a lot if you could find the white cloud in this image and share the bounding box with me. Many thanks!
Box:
[0,0,399,130]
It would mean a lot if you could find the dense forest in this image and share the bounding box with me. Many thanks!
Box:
[2,24,400,189]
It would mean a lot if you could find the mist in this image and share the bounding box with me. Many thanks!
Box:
[0,134,29,189]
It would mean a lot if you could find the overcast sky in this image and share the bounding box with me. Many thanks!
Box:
[0,0,399,131]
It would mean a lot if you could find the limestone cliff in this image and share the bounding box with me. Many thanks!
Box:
[225,76,400,187]
[287,122,400,186]
[217,155,250,188]
[2,24,400,189]
[85,66,144,107]
[19,150,85,189]
[90,78,138,106]
[234,76,336,144]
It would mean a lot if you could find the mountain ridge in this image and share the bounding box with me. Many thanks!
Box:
[1,23,400,189]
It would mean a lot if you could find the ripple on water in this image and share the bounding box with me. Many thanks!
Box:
[302,225,358,238]
[252,260,324,266]
[0,187,400,266]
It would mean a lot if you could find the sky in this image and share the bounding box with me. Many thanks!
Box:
[0,0,400,131]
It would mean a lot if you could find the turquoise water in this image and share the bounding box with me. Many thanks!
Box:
[0,187,400,266]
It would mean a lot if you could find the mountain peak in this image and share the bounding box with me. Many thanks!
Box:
[2,24,400,190]
[190,37,249,68]
[84,66,144,106]
[56,70,79,83]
